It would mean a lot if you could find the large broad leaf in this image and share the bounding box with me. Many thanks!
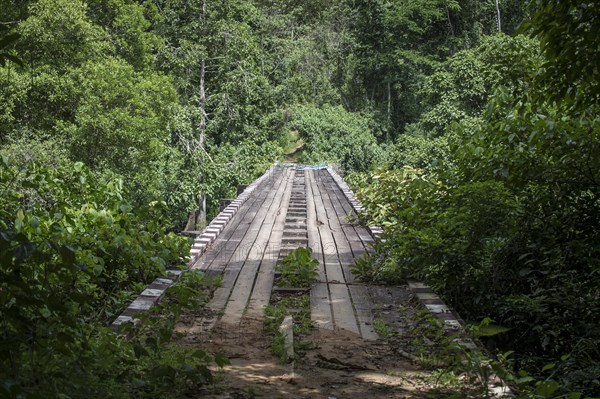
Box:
[151,365,176,380]
[535,380,560,397]
[133,343,149,359]
[13,242,36,263]
[474,323,511,337]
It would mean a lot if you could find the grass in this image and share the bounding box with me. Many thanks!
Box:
[374,318,393,339]
[264,294,312,363]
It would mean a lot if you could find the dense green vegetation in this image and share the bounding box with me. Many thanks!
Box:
[1,0,598,397]
[348,2,600,397]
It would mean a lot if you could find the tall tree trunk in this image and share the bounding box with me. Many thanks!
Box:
[495,0,502,32]
[446,6,455,36]
[198,0,207,148]
[198,59,206,148]
[446,6,455,55]
[387,79,392,126]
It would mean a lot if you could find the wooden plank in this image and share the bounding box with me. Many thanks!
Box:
[348,285,378,340]
[192,168,284,272]
[246,170,295,317]
[223,168,294,323]
[319,171,373,268]
[203,168,290,322]
[328,178,354,216]
[306,171,334,328]
[322,170,375,249]
[306,171,327,281]
[314,170,357,283]
[219,168,293,325]
[329,283,360,335]
[204,169,282,275]
[308,170,359,334]
[309,171,345,283]
[311,283,333,329]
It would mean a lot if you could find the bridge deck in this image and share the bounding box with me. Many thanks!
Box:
[191,165,378,339]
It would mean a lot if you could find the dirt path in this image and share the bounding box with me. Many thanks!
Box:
[175,286,477,398]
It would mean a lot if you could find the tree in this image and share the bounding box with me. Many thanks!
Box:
[525,0,600,104]
[409,33,540,137]
[18,0,110,69]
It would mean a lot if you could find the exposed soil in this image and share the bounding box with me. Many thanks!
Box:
[173,285,479,398]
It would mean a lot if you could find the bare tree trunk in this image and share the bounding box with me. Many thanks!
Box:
[198,59,206,147]
[387,79,392,126]
[495,0,502,32]
[446,6,455,37]
[198,0,207,148]
[197,191,206,228]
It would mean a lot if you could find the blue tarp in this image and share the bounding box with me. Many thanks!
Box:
[276,162,327,170]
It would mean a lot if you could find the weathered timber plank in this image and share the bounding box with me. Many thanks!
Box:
[222,168,294,323]
[311,283,334,329]
[204,170,281,275]
[246,171,295,318]
[322,170,375,248]
[205,168,289,316]
[314,170,357,283]
[306,171,327,281]
[309,171,345,283]
[309,170,359,333]
[306,171,334,328]
[192,168,283,272]
[329,283,360,335]
[348,285,378,340]
[323,171,372,255]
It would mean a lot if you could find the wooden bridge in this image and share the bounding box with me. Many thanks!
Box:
[188,164,380,339]
[110,164,513,397]
[113,163,465,342]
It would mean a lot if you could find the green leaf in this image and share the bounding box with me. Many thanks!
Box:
[14,218,24,232]
[191,349,208,359]
[151,365,176,380]
[475,324,511,337]
[14,242,36,262]
[541,362,556,371]
[40,306,51,319]
[29,217,40,229]
[214,352,230,368]
[133,343,149,358]
[74,162,84,173]
[536,380,560,397]
[515,376,536,384]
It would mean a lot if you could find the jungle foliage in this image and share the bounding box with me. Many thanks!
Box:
[1,0,597,397]
[0,155,223,397]
[351,1,600,397]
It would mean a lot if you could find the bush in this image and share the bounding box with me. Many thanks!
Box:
[0,155,208,396]
[275,247,319,288]
[287,105,383,173]
[388,132,452,170]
